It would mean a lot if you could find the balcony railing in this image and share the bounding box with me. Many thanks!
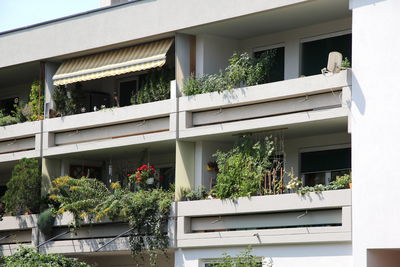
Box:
[0,121,41,163]
[178,70,351,138]
[176,189,352,248]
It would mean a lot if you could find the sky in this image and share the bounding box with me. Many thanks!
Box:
[0,0,100,32]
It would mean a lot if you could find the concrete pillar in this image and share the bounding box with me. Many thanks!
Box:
[175,33,195,95]
[41,158,61,197]
[44,62,59,118]
[285,39,300,79]
[175,141,195,199]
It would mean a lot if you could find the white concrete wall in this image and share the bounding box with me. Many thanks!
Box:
[351,1,400,267]
[0,0,308,68]
[196,34,239,76]
[175,243,352,267]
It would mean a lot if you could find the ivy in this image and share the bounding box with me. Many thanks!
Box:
[50,177,174,266]
[0,246,91,267]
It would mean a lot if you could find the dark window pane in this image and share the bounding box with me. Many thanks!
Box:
[300,148,351,173]
[0,97,18,115]
[301,34,352,76]
[254,47,285,83]
[119,80,138,107]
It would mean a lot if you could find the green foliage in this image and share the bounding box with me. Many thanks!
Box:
[183,51,276,96]
[131,67,173,105]
[288,173,352,195]
[53,84,85,116]
[27,81,44,121]
[37,208,56,236]
[330,173,352,189]
[0,246,91,267]
[0,111,19,126]
[209,247,271,267]
[341,57,351,68]
[50,178,174,266]
[212,135,274,199]
[2,158,41,215]
[49,176,110,225]
[180,186,208,201]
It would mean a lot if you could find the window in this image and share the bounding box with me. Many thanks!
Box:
[300,147,351,186]
[301,33,351,76]
[254,46,285,83]
[119,78,138,107]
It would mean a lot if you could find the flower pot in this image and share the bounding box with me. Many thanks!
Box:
[146,177,154,185]
[349,182,352,189]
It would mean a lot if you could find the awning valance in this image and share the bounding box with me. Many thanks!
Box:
[53,38,174,86]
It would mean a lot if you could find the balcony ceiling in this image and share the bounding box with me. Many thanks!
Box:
[0,61,39,88]
[180,0,351,39]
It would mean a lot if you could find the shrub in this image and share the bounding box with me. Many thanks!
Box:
[0,111,19,126]
[131,67,173,105]
[37,208,56,236]
[212,135,274,199]
[183,51,276,96]
[0,246,91,267]
[2,158,41,215]
[210,247,272,267]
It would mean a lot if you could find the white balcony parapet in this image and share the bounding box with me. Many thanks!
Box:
[176,189,352,248]
[42,80,178,156]
[0,121,41,163]
[0,215,39,256]
[178,70,351,139]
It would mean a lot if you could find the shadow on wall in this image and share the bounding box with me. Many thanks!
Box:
[351,72,366,115]
[350,0,387,9]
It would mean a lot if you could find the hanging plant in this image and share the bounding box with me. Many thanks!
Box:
[128,164,160,190]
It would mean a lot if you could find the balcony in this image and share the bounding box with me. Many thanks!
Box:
[176,189,351,248]
[178,70,351,139]
[0,121,41,162]
[42,82,177,157]
[0,215,38,256]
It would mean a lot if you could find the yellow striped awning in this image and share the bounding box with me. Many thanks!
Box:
[53,38,174,86]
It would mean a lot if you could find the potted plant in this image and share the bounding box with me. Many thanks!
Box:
[128,164,160,190]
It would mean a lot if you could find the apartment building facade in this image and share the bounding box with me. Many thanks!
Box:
[0,0,397,266]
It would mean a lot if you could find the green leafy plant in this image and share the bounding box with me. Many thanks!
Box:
[0,246,91,267]
[212,135,274,199]
[179,186,208,201]
[50,177,174,266]
[0,111,19,126]
[37,208,56,236]
[53,84,86,116]
[131,67,173,105]
[209,247,272,267]
[341,57,351,69]
[27,81,44,121]
[287,173,352,195]
[183,51,276,96]
[2,158,41,215]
